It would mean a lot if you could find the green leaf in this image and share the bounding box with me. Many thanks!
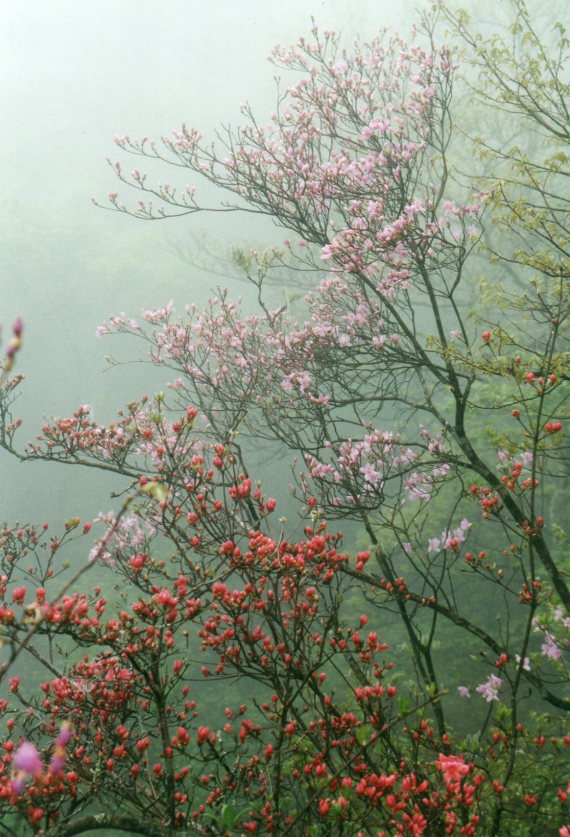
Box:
[140,482,168,503]
[397,694,411,715]
[221,804,237,830]
[356,724,371,745]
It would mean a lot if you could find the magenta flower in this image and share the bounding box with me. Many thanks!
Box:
[50,754,66,773]
[11,775,25,795]
[13,741,43,776]
[56,725,72,748]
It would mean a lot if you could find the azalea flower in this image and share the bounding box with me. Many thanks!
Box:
[541,633,562,660]
[437,753,470,785]
[515,655,531,671]
[475,674,502,702]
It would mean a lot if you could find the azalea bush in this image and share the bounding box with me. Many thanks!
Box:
[0,1,569,835]
[0,498,492,837]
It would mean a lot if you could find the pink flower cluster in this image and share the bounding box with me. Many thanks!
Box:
[12,723,72,796]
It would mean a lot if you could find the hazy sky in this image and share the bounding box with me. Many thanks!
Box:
[9,0,517,539]
[1,0,426,346]
[0,0,553,571]
[1,0,434,522]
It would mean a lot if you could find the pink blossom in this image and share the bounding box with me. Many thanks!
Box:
[56,725,72,748]
[554,608,570,629]
[475,674,502,702]
[142,301,174,323]
[541,634,561,660]
[360,462,383,486]
[13,742,43,776]
[50,754,66,772]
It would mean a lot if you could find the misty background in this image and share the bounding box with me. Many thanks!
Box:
[1,0,437,530]
[1,0,521,531]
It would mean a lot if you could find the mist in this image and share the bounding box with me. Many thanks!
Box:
[1,0,439,526]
